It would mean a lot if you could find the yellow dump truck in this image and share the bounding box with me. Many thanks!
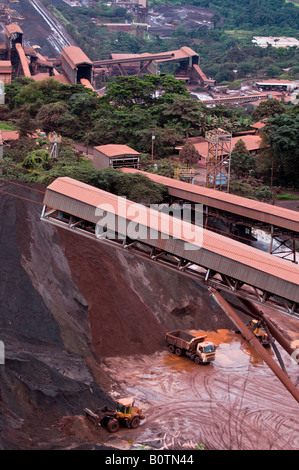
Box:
[165,330,216,364]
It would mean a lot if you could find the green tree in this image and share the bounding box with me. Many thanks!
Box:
[104,74,189,108]
[263,113,299,186]
[113,172,168,204]
[230,139,255,179]
[17,110,36,137]
[89,168,168,203]
[265,65,281,78]
[255,185,273,202]
[22,149,51,170]
[36,101,69,133]
[159,96,204,136]
[252,98,286,121]
[179,142,200,167]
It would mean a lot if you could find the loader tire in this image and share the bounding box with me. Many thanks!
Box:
[107,419,120,433]
[130,416,140,429]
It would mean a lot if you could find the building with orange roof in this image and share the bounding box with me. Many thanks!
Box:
[0,60,12,84]
[4,23,23,61]
[250,121,267,132]
[252,36,299,48]
[255,79,299,92]
[177,134,263,165]
[93,144,141,170]
[31,73,70,84]
[60,46,93,85]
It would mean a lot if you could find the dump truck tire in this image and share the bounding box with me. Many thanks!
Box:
[194,355,201,364]
[168,344,175,353]
[175,347,182,356]
[130,416,140,429]
[107,419,120,433]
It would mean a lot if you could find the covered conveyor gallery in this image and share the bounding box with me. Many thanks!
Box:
[121,169,299,262]
[41,177,299,317]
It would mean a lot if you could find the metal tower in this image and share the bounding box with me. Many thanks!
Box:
[49,132,61,160]
[205,128,232,191]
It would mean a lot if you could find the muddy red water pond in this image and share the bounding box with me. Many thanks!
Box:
[101,329,299,450]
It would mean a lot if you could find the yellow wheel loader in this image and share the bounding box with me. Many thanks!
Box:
[84,397,145,433]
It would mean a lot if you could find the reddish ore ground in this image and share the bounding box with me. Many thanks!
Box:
[0,181,298,450]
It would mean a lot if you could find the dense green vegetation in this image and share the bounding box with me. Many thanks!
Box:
[1,75,299,196]
[1,0,298,198]
[3,75,253,152]
[44,0,299,84]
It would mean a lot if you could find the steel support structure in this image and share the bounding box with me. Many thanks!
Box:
[41,208,299,403]
[205,128,232,191]
[193,205,299,263]
[49,132,61,161]
[239,298,298,365]
[41,208,299,318]
[270,225,297,263]
[209,289,299,405]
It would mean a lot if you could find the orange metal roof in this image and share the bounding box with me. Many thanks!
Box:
[256,79,295,85]
[155,46,199,62]
[1,130,19,141]
[193,64,208,81]
[15,43,31,77]
[251,121,266,129]
[5,23,23,36]
[94,144,140,157]
[80,78,95,91]
[176,134,262,156]
[61,46,93,68]
[44,177,299,290]
[31,73,70,84]
[121,169,299,231]
[0,60,12,72]
[111,47,198,63]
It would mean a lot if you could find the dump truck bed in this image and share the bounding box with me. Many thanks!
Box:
[165,330,207,352]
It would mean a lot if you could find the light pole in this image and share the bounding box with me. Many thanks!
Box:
[270,155,274,190]
[151,129,155,161]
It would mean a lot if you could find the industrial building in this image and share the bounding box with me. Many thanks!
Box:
[60,46,93,84]
[94,47,215,87]
[93,144,141,170]
[176,134,263,164]
[255,79,299,92]
[252,36,299,48]
[0,60,12,83]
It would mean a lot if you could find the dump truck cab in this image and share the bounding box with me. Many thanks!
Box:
[196,341,217,363]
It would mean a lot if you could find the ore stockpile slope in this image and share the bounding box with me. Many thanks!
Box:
[0,181,233,449]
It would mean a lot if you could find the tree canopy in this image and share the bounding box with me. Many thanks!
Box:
[262,113,299,186]
[230,139,255,179]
